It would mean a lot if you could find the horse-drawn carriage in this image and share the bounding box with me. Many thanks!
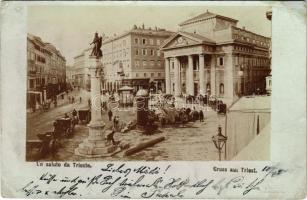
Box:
[42,101,51,111]
[78,109,91,124]
[26,130,62,160]
[27,112,78,160]
[53,117,75,137]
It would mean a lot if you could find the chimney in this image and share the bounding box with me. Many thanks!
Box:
[142,23,145,29]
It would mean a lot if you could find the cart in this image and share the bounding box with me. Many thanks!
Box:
[78,109,91,124]
[26,131,59,160]
[54,117,74,137]
[37,131,59,157]
[42,102,51,111]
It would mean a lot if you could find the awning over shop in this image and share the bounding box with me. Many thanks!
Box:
[118,86,134,91]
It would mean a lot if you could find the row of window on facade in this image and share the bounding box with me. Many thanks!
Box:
[168,57,224,71]
[170,56,268,70]
[171,82,225,95]
[234,35,269,47]
[29,76,65,88]
[103,48,130,59]
[135,60,162,68]
[135,48,162,57]
[103,60,130,67]
[28,51,66,68]
[135,72,162,78]
[105,37,163,49]
[134,37,163,46]
[234,45,269,55]
[28,51,46,63]
[104,39,128,50]
[234,56,269,67]
[232,29,270,46]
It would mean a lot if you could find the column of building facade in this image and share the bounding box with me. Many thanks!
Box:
[225,54,234,102]
[187,55,194,96]
[199,54,205,95]
[210,55,216,96]
[174,57,181,96]
[164,58,171,94]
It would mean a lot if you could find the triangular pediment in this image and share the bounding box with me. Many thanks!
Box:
[161,32,203,49]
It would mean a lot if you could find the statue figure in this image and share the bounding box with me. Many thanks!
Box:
[90,32,103,58]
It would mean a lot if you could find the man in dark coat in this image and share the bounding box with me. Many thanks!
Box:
[199,110,204,122]
[108,109,113,121]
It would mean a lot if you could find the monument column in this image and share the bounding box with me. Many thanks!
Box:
[210,55,216,96]
[174,57,181,96]
[188,55,194,95]
[199,54,205,95]
[75,57,109,157]
[165,58,171,94]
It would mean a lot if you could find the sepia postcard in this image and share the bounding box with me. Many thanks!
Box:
[1,1,306,199]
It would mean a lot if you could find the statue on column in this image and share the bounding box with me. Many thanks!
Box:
[90,32,103,59]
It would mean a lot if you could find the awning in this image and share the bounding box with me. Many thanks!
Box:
[118,86,134,91]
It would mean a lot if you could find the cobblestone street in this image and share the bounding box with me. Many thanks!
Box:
[27,89,226,161]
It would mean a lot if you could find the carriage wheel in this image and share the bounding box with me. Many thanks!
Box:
[64,128,70,137]
[70,125,74,134]
[49,139,59,157]
[38,145,47,159]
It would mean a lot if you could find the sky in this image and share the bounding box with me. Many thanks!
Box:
[27,4,271,66]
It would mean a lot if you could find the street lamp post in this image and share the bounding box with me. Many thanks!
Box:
[212,125,228,161]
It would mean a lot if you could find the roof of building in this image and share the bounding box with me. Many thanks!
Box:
[179,10,238,26]
[180,31,215,43]
[161,31,216,49]
[228,95,271,112]
[102,26,174,44]
[28,33,66,61]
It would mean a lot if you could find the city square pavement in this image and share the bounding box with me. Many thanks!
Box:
[27,89,226,161]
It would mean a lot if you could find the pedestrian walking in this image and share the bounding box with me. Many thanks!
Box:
[64,113,69,119]
[72,97,75,104]
[199,110,204,122]
[108,109,113,121]
[72,108,78,125]
[79,97,82,103]
[88,98,91,108]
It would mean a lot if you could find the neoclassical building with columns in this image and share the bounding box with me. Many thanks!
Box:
[161,11,271,105]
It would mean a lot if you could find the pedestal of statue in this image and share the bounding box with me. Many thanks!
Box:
[75,56,110,157]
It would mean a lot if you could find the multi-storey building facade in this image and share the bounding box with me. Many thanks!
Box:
[102,25,174,93]
[27,33,66,109]
[161,11,271,105]
[265,10,272,95]
[65,65,74,89]
[72,48,91,90]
